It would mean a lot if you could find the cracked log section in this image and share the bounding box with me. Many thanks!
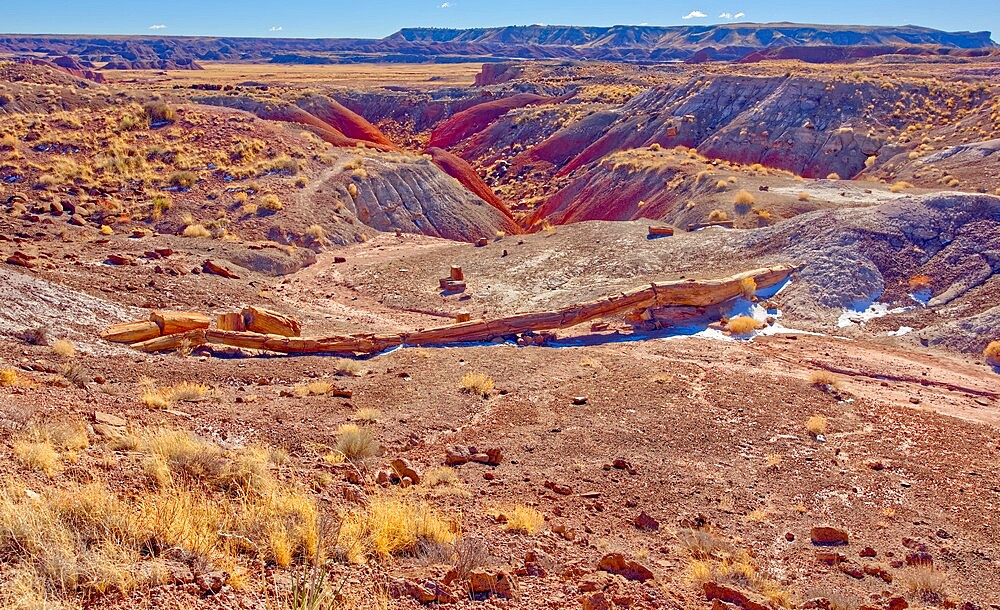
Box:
[103,265,795,355]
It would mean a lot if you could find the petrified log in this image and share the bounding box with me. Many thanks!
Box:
[100,320,161,343]
[150,311,211,336]
[216,312,246,332]
[450,265,465,281]
[242,306,301,337]
[455,311,472,323]
[687,220,735,232]
[202,259,240,279]
[647,226,674,237]
[131,329,207,353]
[112,265,795,356]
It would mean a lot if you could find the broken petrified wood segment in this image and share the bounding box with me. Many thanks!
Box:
[216,312,246,332]
[455,311,472,323]
[242,306,301,337]
[100,320,161,343]
[647,226,674,237]
[131,329,207,353]
[150,311,211,336]
[202,259,240,279]
[439,279,467,292]
[687,220,735,232]
[450,265,465,281]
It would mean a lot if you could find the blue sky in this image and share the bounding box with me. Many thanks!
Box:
[3,1,997,41]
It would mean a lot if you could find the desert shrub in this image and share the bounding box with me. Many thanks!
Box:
[460,372,494,398]
[826,172,841,180]
[334,424,377,461]
[423,467,459,488]
[908,275,932,290]
[798,192,811,201]
[890,181,912,193]
[142,102,177,125]
[150,193,172,219]
[715,179,729,191]
[306,224,326,240]
[0,133,17,150]
[338,495,455,562]
[707,209,729,222]
[806,415,828,437]
[0,369,19,386]
[726,316,761,335]
[352,408,381,424]
[167,171,197,189]
[808,371,838,388]
[51,339,75,358]
[739,277,756,300]
[734,189,755,206]
[259,193,282,212]
[984,341,1000,365]
[293,381,334,397]
[905,564,947,601]
[501,505,544,534]
[182,224,211,238]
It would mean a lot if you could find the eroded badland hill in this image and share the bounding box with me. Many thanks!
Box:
[1,24,999,610]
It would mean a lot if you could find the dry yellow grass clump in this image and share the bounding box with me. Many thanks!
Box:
[806,415,828,437]
[808,371,839,388]
[708,209,729,222]
[51,339,75,357]
[338,495,456,563]
[1,423,324,605]
[460,372,494,398]
[797,192,811,201]
[501,505,545,534]
[334,424,378,461]
[727,316,762,336]
[293,380,334,397]
[985,341,1000,366]
[890,181,913,193]
[141,380,213,409]
[0,368,20,386]
[734,189,755,206]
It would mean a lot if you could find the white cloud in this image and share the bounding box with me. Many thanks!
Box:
[719,11,746,19]
[439,2,451,7]
[682,11,707,19]
[148,24,167,30]
[270,26,283,31]
[734,12,745,18]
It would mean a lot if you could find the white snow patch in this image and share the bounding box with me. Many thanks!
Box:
[837,302,913,328]
[886,326,914,337]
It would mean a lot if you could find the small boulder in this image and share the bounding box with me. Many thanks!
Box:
[597,553,654,582]
[703,581,771,610]
[634,512,660,531]
[390,458,422,485]
[810,526,849,546]
[467,569,518,599]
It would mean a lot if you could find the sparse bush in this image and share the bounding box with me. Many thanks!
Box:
[259,193,283,212]
[739,277,757,300]
[51,339,75,358]
[826,172,841,180]
[334,359,361,377]
[293,381,334,397]
[423,467,459,488]
[715,179,729,191]
[306,225,327,240]
[142,102,177,125]
[905,564,947,601]
[708,209,729,222]
[806,415,828,437]
[167,171,197,189]
[890,181,912,193]
[339,496,455,562]
[808,371,838,389]
[727,316,761,335]
[460,372,494,398]
[798,192,811,201]
[352,408,381,424]
[734,189,755,207]
[984,341,1000,366]
[0,133,17,150]
[182,224,212,238]
[502,505,544,534]
[0,369,19,386]
[334,424,378,461]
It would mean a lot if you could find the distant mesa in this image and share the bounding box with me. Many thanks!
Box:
[0,23,994,67]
